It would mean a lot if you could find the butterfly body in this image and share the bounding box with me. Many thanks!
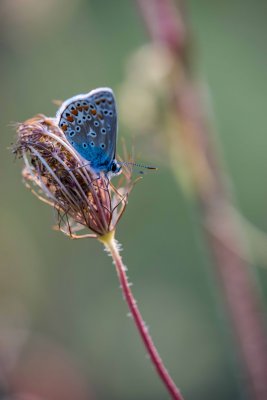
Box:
[56,88,121,175]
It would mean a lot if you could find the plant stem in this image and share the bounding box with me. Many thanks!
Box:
[100,232,184,400]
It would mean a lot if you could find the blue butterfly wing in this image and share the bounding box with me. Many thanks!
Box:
[56,88,117,172]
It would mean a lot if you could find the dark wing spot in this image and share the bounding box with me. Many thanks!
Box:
[100,143,105,149]
[83,143,88,148]
[76,126,81,132]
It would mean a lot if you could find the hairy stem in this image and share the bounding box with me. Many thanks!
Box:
[100,232,184,400]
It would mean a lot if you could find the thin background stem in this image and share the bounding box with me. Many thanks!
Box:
[102,233,184,400]
[136,0,267,399]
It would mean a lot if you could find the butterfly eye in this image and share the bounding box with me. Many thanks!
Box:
[111,161,120,173]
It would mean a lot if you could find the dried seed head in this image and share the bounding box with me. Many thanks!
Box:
[13,115,136,239]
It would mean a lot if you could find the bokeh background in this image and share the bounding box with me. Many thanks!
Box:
[1,1,267,399]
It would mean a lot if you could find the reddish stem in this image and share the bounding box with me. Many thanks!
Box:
[104,235,184,400]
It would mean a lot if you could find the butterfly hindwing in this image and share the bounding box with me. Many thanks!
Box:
[56,88,117,172]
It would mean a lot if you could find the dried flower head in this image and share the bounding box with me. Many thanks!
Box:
[13,115,135,239]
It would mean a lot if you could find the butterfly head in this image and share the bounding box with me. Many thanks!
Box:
[109,159,122,176]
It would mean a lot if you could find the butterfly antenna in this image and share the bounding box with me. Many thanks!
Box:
[118,161,158,170]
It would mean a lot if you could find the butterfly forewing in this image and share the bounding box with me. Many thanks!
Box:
[57,88,117,172]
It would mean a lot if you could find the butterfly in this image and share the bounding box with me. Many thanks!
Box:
[56,87,121,176]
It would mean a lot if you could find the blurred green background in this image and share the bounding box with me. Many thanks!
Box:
[1,0,267,399]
